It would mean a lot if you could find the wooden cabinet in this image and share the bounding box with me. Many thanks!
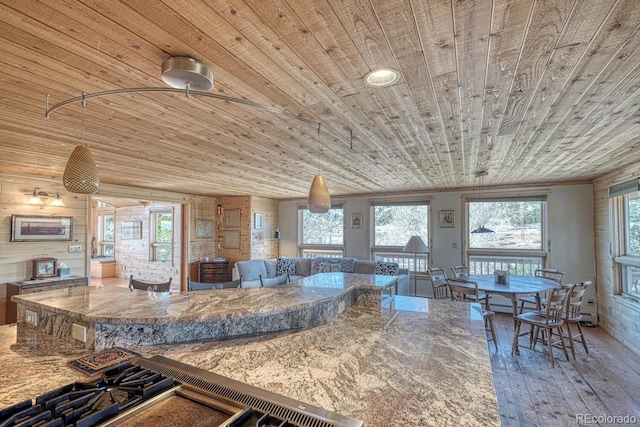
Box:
[190,261,230,283]
[4,276,88,324]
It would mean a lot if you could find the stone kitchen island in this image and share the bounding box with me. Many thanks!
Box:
[11,273,397,350]
[0,295,499,426]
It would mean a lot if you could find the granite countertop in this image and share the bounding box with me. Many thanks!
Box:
[12,273,395,324]
[0,296,500,426]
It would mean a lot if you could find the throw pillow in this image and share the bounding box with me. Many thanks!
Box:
[276,257,296,276]
[374,261,399,276]
[318,262,341,273]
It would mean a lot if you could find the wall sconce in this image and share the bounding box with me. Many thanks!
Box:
[25,188,65,207]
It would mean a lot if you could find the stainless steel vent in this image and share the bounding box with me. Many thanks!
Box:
[134,356,363,427]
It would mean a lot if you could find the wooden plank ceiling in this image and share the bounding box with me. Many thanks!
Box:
[0,0,639,199]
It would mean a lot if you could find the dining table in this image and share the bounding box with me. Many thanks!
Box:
[466,274,561,325]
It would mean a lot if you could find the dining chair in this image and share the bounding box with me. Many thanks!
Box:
[450,265,469,278]
[518,268,565,313]
[426,268,449,299]
[560,281,592,359]
[447,278,497,350]
[129,275,172,292]
[512,285,572,367]
[259,274,289,287]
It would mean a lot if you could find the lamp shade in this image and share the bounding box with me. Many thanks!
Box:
[63,145,100,194]
[308,174,331,213]
[402,236,429,253]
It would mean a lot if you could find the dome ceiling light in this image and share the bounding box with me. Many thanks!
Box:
[364,68,400,87]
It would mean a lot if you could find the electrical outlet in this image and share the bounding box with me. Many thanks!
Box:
[452,242,457,249]
[68,245,82,253]
[72,323,87,342]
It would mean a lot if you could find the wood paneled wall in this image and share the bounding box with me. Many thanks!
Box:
[250,196,279,260]
[593,163,640,355]
[0,174,88,283]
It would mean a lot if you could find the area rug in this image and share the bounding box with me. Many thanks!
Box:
[67,347,142,376]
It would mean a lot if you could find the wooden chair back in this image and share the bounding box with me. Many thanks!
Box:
[450,265,469,278]
[535,268,565,283]
[540,285,573,324]
[564,281,591,321]
[260,274,289,287]
[447,278,480,302]
[427,267,449,299]
[129,275,172,292]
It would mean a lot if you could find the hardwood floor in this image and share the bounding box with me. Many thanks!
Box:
[490,312,640,426]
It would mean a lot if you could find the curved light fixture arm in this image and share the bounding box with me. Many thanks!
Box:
[45,88,353,148]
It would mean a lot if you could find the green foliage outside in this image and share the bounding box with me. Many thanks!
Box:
[628,196,640,255]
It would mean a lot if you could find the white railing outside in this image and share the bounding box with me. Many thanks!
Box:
[468,255,543,276]
[373,251,429,272]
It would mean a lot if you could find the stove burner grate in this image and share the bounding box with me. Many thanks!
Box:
[0,361,174,427]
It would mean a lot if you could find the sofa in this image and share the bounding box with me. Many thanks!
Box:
[233,257,410,295]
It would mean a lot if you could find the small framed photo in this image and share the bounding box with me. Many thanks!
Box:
[196,219,214,238]
[439,210,454,228]
[121,221,142,239]
[254,213,264,229]
[224,209,241,228]
[223,230,240,249]
[350,213,363,229]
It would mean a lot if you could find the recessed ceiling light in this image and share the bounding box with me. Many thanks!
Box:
[364,68,400,87]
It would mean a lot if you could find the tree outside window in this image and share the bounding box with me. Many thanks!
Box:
[299,207,344,257]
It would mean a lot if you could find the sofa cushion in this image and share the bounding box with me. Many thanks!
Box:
[295,258,312,277]
[265,260,277,278]
[353,260,377,274]
[236,260,267,282]
[311,257,356,274]
[276,257,296,276]
[374,261,400,276]
[318,261,341,273]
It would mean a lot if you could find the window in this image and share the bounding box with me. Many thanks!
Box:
[465,195,547,275]
[151,210,173,262]
[612,181,640,298]
[298,206,344,257]
[371,201,430,272]
[98,214,114,256]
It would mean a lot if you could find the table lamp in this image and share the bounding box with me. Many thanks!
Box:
[402,236,429,295]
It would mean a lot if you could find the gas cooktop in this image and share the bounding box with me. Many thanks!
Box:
[0,355,364,427]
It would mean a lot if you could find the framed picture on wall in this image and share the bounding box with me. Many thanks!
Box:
[11,215,73,242]
[350,213,363,229]
[223,230,240,249]
[121,221,142,239]
[254,213,264,229]
[195,219,214,238]
[224,209,241,228]
[439,210,455,228]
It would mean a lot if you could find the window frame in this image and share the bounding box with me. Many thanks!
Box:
[97,213,114,257]
[463,192,550,275]
[150,209,174,263]
[297,204,345,257]
[370,200,431,273]
[612,190,640,298]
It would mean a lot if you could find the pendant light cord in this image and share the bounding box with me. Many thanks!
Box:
[316,123,321,175]
[81,93,86,147]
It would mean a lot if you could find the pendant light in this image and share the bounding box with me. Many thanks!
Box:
[63,94,100,194]
[471,171,494,234]
[308,124,331,213]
